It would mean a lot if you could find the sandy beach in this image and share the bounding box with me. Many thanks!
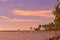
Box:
[0,31,56,40]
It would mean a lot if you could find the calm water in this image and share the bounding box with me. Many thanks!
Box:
[0,31,56,40]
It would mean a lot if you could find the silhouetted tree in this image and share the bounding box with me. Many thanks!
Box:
[43,0,60,31]
[30,27,33,31]
[34,24,41,32]
[53,0,60,28]
[17,29,20,32]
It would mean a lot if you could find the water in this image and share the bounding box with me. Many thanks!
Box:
[0,31,56,40]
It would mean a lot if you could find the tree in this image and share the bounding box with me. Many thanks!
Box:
[53,0,60,28]
[42,23,54,30]
[34,24,41,32]
[43,0,60,30]
[57,0,60,2]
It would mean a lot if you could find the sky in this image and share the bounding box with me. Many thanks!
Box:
[0,0,57,30]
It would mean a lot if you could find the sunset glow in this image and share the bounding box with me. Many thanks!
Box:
[0,0,56,30]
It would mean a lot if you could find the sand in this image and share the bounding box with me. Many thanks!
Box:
[0,31,56,40]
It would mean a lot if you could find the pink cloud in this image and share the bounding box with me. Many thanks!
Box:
[12,9,55,18]
[1,0,8,2]
[0,16,42,23]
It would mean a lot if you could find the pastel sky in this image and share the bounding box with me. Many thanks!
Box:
[0,0,57,30]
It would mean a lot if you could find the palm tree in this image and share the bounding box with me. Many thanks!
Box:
[52,0,60,38]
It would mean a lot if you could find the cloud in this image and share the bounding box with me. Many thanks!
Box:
[0,16,10,19]
[1,0,8,2]
[0,16,42,23]
[12,9,55,18]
